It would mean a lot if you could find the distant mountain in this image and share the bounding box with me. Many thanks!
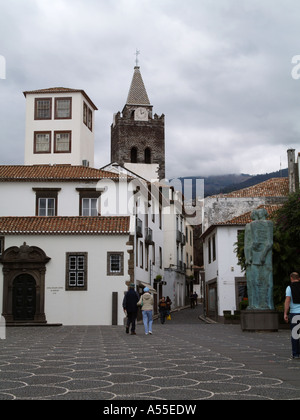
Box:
[177,168,288,200]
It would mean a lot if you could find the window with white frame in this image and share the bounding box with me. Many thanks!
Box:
[66,253,87,290]
[82,198,98,216]
[38,198,55,216]
[107,252,124,276]
[77,188,101,216]
[33,188,60,216]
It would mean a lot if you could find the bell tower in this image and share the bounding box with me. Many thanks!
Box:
[111,66,165,181]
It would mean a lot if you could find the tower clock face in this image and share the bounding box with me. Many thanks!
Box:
[135,107,148,121]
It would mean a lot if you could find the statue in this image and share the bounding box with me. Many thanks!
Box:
[244,208,274,310]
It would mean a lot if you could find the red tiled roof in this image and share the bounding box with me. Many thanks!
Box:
[0,165,125,182]
[211,178,289,198]
[23,87,98,110]
[0,216,130,235]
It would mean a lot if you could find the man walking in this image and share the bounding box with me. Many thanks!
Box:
[284,272,300,358]
[123,283,139,335]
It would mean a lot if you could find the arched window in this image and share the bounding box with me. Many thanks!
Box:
[131,147,138,163]
[145,147,151,164]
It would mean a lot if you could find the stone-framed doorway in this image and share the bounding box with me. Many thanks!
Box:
[0,242,51,325]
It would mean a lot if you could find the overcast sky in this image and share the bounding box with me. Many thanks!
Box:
[0,0,300,178]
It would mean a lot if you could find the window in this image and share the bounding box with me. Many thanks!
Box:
[82,198,98,216]
[107,252,124,276]
[159,246,162,269]
[55,98,72,119]
[131,147,138,163]
[212,234,216,261]
[35,98,52,119]
[139,242,143,268]
[34,132,51,153]
[66,253,87,290]
[88,108,92,131]
[54,131,71,153]
[33,188,60,216]
[77,189,101,216]
[38,198,55,216]
[145,147,151,164]
[83,102,87,125]
[0,237,4,255]
[83,102,93,132]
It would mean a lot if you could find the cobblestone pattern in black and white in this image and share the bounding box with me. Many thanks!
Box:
[0,308,299,400]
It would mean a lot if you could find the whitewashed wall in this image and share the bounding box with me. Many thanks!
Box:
[0,234,130,326]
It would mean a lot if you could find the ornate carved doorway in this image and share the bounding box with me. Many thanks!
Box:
[0,243,50,324]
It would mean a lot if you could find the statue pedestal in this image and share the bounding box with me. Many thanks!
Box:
[241,310,278,332]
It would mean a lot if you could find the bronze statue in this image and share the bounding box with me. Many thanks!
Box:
[244,208,274,310]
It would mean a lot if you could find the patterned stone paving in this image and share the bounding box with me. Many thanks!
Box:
[0,306,300,400]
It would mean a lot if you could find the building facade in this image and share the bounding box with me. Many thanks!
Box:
[24,87,97,167]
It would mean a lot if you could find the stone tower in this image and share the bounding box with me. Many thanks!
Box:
[110,66,165,181]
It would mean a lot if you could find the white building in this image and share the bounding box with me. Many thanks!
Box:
[201,214,248,320]
[0,66,193,325]
[0,165,132,325]
[23,87,97,167]
[162,186,194,307]
[0,164,167,325]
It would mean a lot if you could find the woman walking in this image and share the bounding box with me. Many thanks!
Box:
[158,297,168,324]
[137,287,154,335]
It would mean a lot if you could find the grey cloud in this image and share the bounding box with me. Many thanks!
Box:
[0,0,300,178]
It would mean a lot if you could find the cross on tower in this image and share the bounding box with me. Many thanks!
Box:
[135,49,140,67]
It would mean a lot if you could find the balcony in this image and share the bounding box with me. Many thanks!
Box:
[136,218,143,237]
[145,227,154,245]
[176,230,182,243]
[176,230,186,245]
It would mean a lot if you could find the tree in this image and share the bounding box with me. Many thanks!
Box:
[272,192,300,305]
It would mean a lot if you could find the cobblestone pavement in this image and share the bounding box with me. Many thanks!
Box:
[0,305,300,400]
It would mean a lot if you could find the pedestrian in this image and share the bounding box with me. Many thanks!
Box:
[158,297,168,324]
[123,283,139,335]
[137,287,153,335]
[190,292,195,309]
[193,291,198,306]
[284,272,300,358]
[166,296,172,315]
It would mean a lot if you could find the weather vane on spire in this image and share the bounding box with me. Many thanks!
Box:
[135,49,140,67]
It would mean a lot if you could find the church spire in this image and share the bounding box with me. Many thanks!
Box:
[126,66,151,106]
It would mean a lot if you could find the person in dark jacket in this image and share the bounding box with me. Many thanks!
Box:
[123,283,139,335]
[158,297,168,324]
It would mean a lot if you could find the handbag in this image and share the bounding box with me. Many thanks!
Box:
[166,314,171,321]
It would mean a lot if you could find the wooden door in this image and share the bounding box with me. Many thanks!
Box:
[13,274,36,320]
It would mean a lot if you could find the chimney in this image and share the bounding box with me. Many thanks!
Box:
[287,149,296,193]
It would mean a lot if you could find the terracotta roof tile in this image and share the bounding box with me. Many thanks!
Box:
[211,178,289,198]
[23,87,98,110]
[0,216,130,235]
[0,165,126,182]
